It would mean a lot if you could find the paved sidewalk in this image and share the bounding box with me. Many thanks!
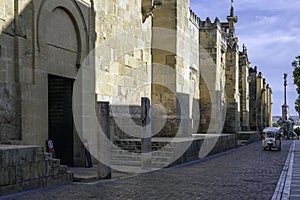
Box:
[289,140,300,200]
[1,141,291,200]
[272,140,300,200]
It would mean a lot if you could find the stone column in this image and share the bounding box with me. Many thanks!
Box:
[266,85,272,127]
[141,97,151,170]
[262,79,267,128]
[151,0,191,137]
[199,18,227,134]
[152,0,177,137]
[249,67,257,130]
[268,88,273,127]
[96,101,111,179]
[224,2,240,134]
[224,49,240,133]
[282,73,289,120]
[256,72,263,131]
[239,47,250,131]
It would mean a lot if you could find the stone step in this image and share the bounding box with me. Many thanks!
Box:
[114,140,176,148]
[110,140,177,169]
[111,160,169,168]
[112,154,141,162]
[112,145,176,151]
[152,156,173,163]
[0,145,73,196]
[111,154,172,163]
[113,146,140,152]
[152,150,174,157]
[112,144,177,150]
[0,145,45,167]
[111,146,176,155]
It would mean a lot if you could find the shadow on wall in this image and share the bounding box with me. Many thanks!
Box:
[0,0,96,166]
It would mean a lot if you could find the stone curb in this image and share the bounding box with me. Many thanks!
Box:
[272,141,295,200]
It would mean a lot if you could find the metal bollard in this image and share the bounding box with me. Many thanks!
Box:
[96,101,111,179]
[141,97,152,170]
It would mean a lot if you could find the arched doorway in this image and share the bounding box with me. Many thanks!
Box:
[37,0,89,166]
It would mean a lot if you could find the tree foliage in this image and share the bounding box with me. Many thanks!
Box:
[272,123,280,127]
[295,127,300,136]
[292,55,300,115]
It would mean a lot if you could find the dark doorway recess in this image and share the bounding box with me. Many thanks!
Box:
[48,74,74,166]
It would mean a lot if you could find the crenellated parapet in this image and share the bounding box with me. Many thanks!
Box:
[189,9,222,30]
[249,66,257,73]
[248,67,273,130]
[189,9,201,28]
[199,17,222,29]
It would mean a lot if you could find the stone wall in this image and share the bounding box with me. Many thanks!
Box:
[95,0,152,103]
[223,6,241,134]
[262,79,267,127]
[198,18,227,134]
[249,67,257,130]
[0,0,96,166]
[0,0,21,141]
[0,0,153,165]
[0,0,274,170]
[224,49,240,133]
[92,0,152,142]
[249,70,272,131]
[189,11,201,134]
[151,0,195,137]
[0,145,72,196]
[170,134,236,166]
[267,86,272,126]
[239,45,250,131]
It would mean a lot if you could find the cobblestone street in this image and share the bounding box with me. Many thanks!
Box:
[2,141,292,200]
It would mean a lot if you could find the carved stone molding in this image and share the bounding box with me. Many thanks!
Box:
[142,0,162,23]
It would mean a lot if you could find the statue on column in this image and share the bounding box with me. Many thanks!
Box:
[278,73,296,139]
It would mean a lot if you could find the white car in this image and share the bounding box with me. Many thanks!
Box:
[261,127,282,151]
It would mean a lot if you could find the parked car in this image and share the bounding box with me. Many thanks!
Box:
[261,127,282,151]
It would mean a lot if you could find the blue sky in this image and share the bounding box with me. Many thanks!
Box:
[190,0,300,116]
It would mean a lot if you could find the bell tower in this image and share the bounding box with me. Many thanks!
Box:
[227,0,238,37]
[224,0,240,133]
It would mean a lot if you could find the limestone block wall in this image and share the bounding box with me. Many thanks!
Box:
[94,0,152,139]
[151,0,195,137]
[249,67,258,130]
[0,0,95,167]
[152,0,178,137]
[267,86,272,126]
[199,18,226,134]
[256,72,263,130]
[0,145,72,196]
[239,50,250,131]
[248,68,272,130]
[95,0,152,103]
[176,0,194,136]
[265,85,271,127]
[224,49,240,133]
[189,11,201,134]
[170,134,236,167]
[262,79,268,127]
[0,0,21,141]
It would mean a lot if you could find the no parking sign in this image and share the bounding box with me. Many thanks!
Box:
[47,140,56,158]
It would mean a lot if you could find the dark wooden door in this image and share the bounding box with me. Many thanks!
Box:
[48,74,74,166]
